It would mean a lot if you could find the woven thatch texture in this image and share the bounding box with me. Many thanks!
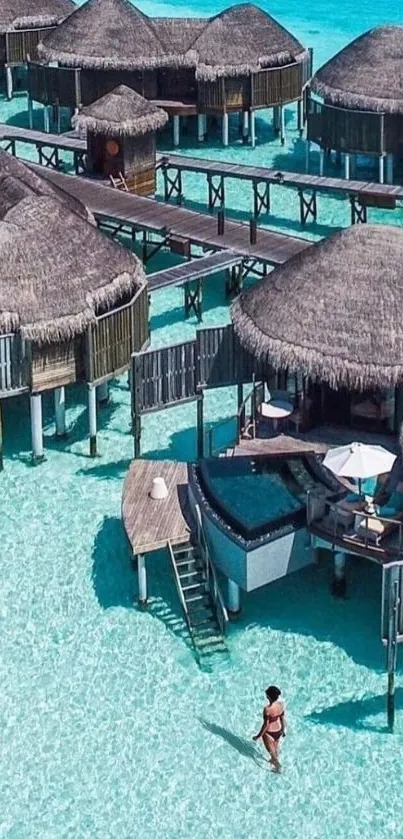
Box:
[153,16,207,55]
[232,224,403,390]
[192,3,307,80]
[72,84,168,137]
[38,0,187,70]
[0,0,74,33]
[0,163,145,344]
[0,147,86,219]
[312,26,403,113]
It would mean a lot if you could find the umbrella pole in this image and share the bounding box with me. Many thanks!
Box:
[358,477,362,496]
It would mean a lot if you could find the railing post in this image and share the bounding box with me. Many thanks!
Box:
[196,389,204,459]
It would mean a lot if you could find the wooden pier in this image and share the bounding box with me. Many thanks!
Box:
[0,123,87,174]
[158,152,403,225]
[28,164,311,269]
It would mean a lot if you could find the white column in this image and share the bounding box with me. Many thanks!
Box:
[332,551,347,597]
[197,113,205,142]
[27,95,33,130]
[222,112,229,147]
[242,110,249,141]
[227,578,241,615]
[379,154,385,184]
[88,384,97,457]
[279,105,285,145]
[173,115,180,147]
[5,66,13,100]
[344,153,350,180]
[319,148,324,176]
[250,110,256,149]
[54,386,66,437]
[386,153,394,185]
[30,394,44,462]
[137,554,147,605]
[44,105,50,134]
[305,140,310,173]
[96,381,109,406]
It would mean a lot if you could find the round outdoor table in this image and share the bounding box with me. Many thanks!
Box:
[258,399,294,432]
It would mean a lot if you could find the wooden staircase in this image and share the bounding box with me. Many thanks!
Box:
[168,536,229,666]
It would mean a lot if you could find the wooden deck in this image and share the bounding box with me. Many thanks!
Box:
[122,459,190,555]
[0,123,87,173]
[28,164,311,267]
[148,250,243,291]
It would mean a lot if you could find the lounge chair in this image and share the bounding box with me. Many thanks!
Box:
[355,484,403,545]
[327,474,388,531]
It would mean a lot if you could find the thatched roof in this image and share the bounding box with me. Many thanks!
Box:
[0,147,87,219]
[0,151,145,345]
[38,0,307,78]
[38,0,187,70]
[191,4,307,81]
[72,85,168,137]
[312,26,403,114]
[232,224,403,390]
[0,0,75,33]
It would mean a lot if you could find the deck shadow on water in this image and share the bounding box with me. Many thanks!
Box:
[306,688,403,734]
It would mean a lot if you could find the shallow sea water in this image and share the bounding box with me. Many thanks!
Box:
[2,0,403,836]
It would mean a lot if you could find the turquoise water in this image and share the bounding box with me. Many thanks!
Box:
[2,0,403,835]
[200,458,302,530]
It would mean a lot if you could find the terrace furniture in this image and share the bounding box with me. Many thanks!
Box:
[258,391,294,432]
[354,486,403,544]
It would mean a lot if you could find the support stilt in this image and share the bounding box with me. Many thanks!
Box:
[386,576,400,730]
[88,384,97,457]
[279,105,285,145]
[5,66,12,100]
[54,386,67,438]
[30,393,44,463]
[196,390,204,459]
[137,554,147,606]
[379,154,385,185]
[250,110,256,149]
[386,153,394,185]
[227,578,241,617]
[297,99,303,136]
[222,112,229,147]
[96,381,109,406]
[27,95,33,129]
[173,115,180,148]
[0,399,3,472]
[197,113,205,142]
[332,551,347,597]
[273,105,280,135]
[305,141,310,173]
[44,105,50,134]
[344,153,350,180]
[319,148,324,177]
[242,110,249,143]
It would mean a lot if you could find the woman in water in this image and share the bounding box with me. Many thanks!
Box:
[253,686,285,772]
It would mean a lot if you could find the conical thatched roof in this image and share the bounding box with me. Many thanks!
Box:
[0,0,74,33]
[0,151,145,345]
[232,224,403,390]
[38,0,307,77]
[312,26,403,113]
[72,85,168,137]
[0,147,87,219]
[38,0,186,70]
[191,4,307,80]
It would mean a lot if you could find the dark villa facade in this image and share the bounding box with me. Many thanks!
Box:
[26,0,312,145]
[307,26,403,183]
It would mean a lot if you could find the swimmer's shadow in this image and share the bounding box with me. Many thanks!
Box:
[306,688,403,734]
[199,718,267,766]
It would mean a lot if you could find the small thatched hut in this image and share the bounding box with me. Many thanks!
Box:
[72,85,168,194]
[307,26,403,182]
[0,0,74,95]
[232,224,403,434]
[31,1,311,145]
[0,149,148,463]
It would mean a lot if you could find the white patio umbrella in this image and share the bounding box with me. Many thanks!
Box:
[323,442,396,493]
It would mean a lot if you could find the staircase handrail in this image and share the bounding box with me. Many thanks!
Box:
[206,379,263,457]
[195,504,229,635]
[167,540,192,633]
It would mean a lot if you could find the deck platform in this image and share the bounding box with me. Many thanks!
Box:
[28,164,311,267]
[122,459,190,556]
[148,250,244,291]
[0,123,87,173]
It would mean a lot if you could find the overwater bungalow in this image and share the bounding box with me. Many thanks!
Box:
[0,149,148,465]
[72,85,168,194]
[27,0,311,147]
[307,26,403,183]
[0,0,75,97]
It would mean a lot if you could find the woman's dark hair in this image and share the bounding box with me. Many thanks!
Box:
[266,685,281,702]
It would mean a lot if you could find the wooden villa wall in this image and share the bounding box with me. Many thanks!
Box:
[157,67,197,102]
[0,334,29,396]
[88,284,149,384]
[0,34,6,66]
[28,61,81,107]
[308,97,385,155]
[5,27,55,66]
[31,338,83,393]
[132,324,267,415]
[124,135,156,195]
[198,59,310,113]
[80,69,158,107]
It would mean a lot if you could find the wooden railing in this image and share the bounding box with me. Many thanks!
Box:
[87,284,149,384]
[307,97,385,155]
[0,334,29,395]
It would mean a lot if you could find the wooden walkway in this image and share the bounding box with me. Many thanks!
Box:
[148,250,243,291]
[0,123,87,173]
[28,164,311,267]
[122,459,190,555]
[159,152,403,224]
